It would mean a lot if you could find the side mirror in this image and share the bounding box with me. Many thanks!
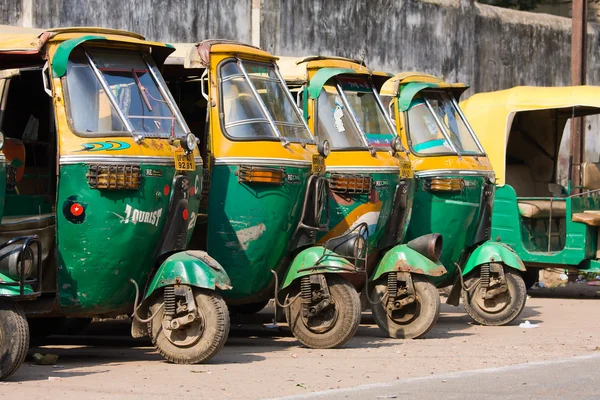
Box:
[0,130,5,150]
[390,136,402,155]
[317,139,330,158]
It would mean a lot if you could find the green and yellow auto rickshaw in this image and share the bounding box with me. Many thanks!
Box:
[379,72,528,326]
[278,57,447,339]
[163,42,366,348]
[461,86,600,286]
[0,26,231,378]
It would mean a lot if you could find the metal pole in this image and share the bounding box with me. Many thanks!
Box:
[570,0,587,192]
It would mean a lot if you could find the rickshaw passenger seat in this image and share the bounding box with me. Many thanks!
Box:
[582,162,600,190]
[506,165,566,219]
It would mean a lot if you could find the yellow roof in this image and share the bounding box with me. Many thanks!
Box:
[380,71,467,96]
[460,85,600,185]
[277,55,370,82]
[166,41,275,68]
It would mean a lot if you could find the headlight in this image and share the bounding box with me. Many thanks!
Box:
[353,234,366,259]
[318,140,330,157]
[0,131,5,150]
[182,133,197,152]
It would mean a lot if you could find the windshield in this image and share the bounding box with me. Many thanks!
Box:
[407,91,482,155]
[316,76,394,150]
[65,47,188,137]
[220,60,312,142]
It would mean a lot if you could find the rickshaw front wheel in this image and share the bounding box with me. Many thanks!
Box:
[462,266,527,326]
[0,300,29,380]
[149,286,229,364]
[285,275,361,349]
[370,275,440,339]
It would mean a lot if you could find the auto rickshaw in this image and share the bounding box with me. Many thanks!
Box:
[163,42,366,349]
[0,26,231,379]
[461,86,600,286]
[378,72,528,326]
[278,57,447,339]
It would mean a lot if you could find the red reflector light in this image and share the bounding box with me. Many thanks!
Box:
[182,209,189,220]
[164,184,170,196]
[70,203,84,216]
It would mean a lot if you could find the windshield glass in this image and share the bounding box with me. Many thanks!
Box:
[338,77,395,148]
[220,60,311,141]
[316,85,365,148]
[65,47,187,137]
[407,91,481,155]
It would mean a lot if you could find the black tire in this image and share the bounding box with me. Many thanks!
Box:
[285,275,361,349]
[370,275,440,339]
[0,301,29,380]
[149,287,229,364]
[462,266,527,326]
[229,300,269,315]
[61,318,93,335]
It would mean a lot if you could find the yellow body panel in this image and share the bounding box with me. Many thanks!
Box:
[460,85,600,185]
[325,150,400,169]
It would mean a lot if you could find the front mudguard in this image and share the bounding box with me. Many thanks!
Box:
[131,251,231,338]
[279,246,356,290]
[462,241,526,276]
[370,244,446,282]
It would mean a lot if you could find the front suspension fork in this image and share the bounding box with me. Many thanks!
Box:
[386,272,416,312]
[301,274,334,318]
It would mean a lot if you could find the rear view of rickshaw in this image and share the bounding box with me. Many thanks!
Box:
[461,86,600,287]
[0,26,231,379]
[379,73,528,326]
[278,57,446,339]
[164,42,365,348]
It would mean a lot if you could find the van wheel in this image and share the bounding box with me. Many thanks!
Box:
[371,275,440,339]
[149,287,229,364]
[285,275,360,349]
[0,300,29,380]
[462,267,527,326]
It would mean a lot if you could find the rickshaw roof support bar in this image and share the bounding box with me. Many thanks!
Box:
[372,82,399,143]
[423,96,460,156]
[237,59,283,141]
[84,49,134,133]
[51,35,107,78]
[273,65,314,144]
[450,96,485,154]
[335,82,371,150]
[307,68,355,99]
[141,53,191,135]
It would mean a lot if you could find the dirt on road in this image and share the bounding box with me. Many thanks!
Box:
[1,296,598,399]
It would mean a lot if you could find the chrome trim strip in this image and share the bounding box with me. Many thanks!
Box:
[326,166,400,174]
[414,169,493,178]
[214,157,311,167]
[61,155,176,165]
[0,155,7,163]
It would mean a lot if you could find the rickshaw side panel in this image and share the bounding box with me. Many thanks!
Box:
[206,164,309,299]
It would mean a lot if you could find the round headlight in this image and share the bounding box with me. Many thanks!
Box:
[183,133,197,152]
[0,131,5,150]
[318,139,331,157]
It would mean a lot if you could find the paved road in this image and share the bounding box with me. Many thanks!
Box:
[275,353,600,399]
[0,297,598,399]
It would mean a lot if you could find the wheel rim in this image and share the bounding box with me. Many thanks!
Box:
[164,305,206,347]
[301,303,339,334]
[472,281,510,313]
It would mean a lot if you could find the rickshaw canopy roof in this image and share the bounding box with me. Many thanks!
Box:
[165,41,275,69]
[379,72,468,111]
[277,56,372,98]
[0,25,174,70]
[460,85,600,186]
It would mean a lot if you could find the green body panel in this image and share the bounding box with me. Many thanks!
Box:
[280,246,355,289]
[398,82,439,111]
[462,240,525,276]
[371,244,446,281]
[56,163,200,314]
[52,35,107,77]
[405,174,486,286]
[205,164,309,300]
[317,171,399,254]
[145,251,231,297]
[0,272,33,296]
[307,68,355,99]
[491,184,600,270]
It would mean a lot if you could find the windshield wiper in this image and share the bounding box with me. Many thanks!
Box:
[132,69,153,112]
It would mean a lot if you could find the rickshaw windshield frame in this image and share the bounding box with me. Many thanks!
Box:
[217,57,314,145]
[63,45,191,139]
[405,90,486,157]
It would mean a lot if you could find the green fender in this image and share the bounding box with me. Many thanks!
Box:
[462,241,526,276]
[0,272,34,297]
[370,245,446,282]
[144,251,231,299]
[280,246,356,290]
